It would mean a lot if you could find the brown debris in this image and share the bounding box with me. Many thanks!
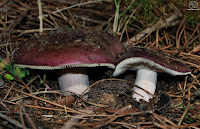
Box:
[0,0,199,129]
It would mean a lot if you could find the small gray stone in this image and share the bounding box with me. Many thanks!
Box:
[0,79,4,86]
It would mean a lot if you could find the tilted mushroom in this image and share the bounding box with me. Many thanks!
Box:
[14,28,124,94]
[113,47,191,102]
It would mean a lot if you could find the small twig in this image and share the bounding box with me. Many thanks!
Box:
[56,8,70,23]
[49,15,59,28]
[0,112,23,128]
[0,8,29,43]
[27,75,38,86]
[0,0,8,7]
[93,105,132,128]
[3,82,15,100]
[17,78,32,93]
[123,12,182,47]
[9,87,86,114]
[37,0,43,33]
[17,28,56,37]
[182,76,188,97]
[189,44,200,54]
[66,8,79,28]
[175,13,184,48]
[113,121,153,128]
[176,23,186,49]
[42,0,108,18]
[168,3,182,17]
[153,113,176,126]
[19,104,26,129]
[175,33,200,56]
[150,36,165,47]
[9,90,62,102]
[178,80,191,125]
[19,102,37,129]
[5,101,66,111]
[61,115,84,129]
[154,122,200,128]
[0,43,17,47]
[152,113,168,127]
[164,50,200,69]
[119,6,138,42]
[188,23,200,41]
[125,27,131,47]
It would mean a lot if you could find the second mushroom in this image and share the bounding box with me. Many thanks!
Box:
[113,47,191,102]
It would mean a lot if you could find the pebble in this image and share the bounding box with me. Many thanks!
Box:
[0,79,4,87]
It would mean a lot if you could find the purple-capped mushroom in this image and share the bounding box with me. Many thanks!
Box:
[113,47,191,102]
[14,28,124,94]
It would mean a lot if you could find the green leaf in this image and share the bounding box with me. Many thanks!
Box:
[20,70,26,78]
[15,67,27,78]
[0,57,7,71]
[26,69,30,75]
[5,65,16,76]
[190,106,194,110]
[40,74,46,84]
[0,57,3,62]
[185,118,193,124]
[15,67,21,77]
[0,75,2,79]
[179,104,185,110]
[4,74,14,80]
[43,74,46,82]
[40,80,44,84]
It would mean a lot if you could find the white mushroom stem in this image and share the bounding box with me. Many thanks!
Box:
[58,68,89,95]
[132,69,157,102]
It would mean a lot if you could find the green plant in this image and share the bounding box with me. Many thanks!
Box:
[185,11,199,26]
[184,115,194,124]
[0,57,30,80]
[136,0,158,26]
[40,74,46,84]
[113,0,135,32]
[179,104,195,124]
[120,0,161,29]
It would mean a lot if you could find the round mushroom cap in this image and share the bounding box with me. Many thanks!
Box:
[14,28,124,69]
[113,47,191,76]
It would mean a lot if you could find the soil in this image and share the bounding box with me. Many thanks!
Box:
[88,71,173,113]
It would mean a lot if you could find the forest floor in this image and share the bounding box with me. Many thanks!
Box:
[0,0,200,128]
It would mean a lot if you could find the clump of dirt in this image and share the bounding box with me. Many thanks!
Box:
[88,79,134,109]
[88,79,171,113]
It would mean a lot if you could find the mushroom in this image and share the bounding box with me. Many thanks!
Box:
[113,47,191,102]
[14,28,124,95]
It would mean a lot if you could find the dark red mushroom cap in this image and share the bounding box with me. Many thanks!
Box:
[14,28,124,69]
[113,47,191,76]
